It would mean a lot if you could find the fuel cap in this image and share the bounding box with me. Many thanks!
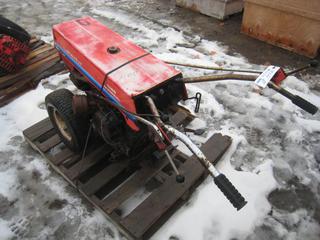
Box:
[107,46,120,54]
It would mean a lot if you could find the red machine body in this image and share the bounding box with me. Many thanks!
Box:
[53,17,185,131]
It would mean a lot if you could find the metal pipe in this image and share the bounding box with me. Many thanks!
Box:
[145,96,184,180]
[286,60,319,75]
[165,125,220,177]
[134,114,165,141]
[145,96,162,125]
[182,74,257,83]
[164,60,263,74]
[164,150,180,176]
[166,60,318,76]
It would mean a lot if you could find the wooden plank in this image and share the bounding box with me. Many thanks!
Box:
[37,134,61,153]
[169,107,194,128]
[26,44,53,60]
[170,110,188,127]
[0,54,60,89]
[65,144,109,180]
[0,61,64,107]
[0,53,60,87]
[23,118,53,141]
[29,40,45,51]
[101,155,170,214]
[50,147,74,165]
[80,161,129,196]
[120,134,231,239]
[25,48,57,66]
[29,37,39,45]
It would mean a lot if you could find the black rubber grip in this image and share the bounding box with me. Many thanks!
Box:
[292,95,318,115]
[214,174,247,211]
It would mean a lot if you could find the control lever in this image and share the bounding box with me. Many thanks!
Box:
[165,125,247,210]
[145,95,247,210]
[164,149,185,183]
[268,82,318,115]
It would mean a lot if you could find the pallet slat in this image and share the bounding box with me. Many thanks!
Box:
[101,155,170,214]
[80,161,128,196]
[50,147,74,165]
[23,118,53,141]
[65,144,110,180]
[38,134,61,152]
[120,134,230,239]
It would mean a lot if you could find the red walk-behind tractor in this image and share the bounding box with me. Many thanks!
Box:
[46,16,319,213]
[46,16,247,211]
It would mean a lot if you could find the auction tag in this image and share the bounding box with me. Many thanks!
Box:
[255,65,280,88]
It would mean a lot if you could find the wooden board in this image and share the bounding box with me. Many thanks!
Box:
[0,37,65,107]
[241,0,320,58]
[23,111,232,240]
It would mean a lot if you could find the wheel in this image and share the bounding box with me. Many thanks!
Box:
[45,89,89,152]
[0,16,30,43]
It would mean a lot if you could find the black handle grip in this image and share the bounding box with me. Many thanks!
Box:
[292,95,318,115]
[214,174,247,210]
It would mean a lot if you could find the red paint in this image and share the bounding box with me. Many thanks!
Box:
[0,35,30,73]
[272,68,287,85]
[53,16,182,131]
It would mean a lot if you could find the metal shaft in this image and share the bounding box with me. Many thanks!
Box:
[165,125,220,178]
[164,150,181,176]
[166,60,318,76]
[182,74,257,83]
[145,96,183,177]
[164,60,262,74]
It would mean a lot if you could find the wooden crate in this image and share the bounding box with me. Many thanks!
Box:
[241,0,320,58]
[23,110,232,239]
[176,0,244,20]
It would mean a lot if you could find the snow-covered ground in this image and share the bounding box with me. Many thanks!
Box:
[0,1,320,239]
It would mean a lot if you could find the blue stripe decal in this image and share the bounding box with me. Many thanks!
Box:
[55,43,136,121]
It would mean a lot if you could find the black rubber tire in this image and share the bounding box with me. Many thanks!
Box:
[0,15,30,43]
[45,89,89,152]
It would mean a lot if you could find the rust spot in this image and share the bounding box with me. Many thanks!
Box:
[178,2,200,12]
[190,3,199,12]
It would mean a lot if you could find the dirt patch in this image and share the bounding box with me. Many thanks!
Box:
[47,199,68,210]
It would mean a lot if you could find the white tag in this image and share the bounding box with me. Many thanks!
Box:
[255,65,280,88]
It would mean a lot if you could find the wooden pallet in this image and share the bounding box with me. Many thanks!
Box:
[0,37,65,107]
[23,111,231,239]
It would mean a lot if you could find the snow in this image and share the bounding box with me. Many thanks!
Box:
[0,1,319,240]
[0,219,14,240]
[153,135,276,240]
